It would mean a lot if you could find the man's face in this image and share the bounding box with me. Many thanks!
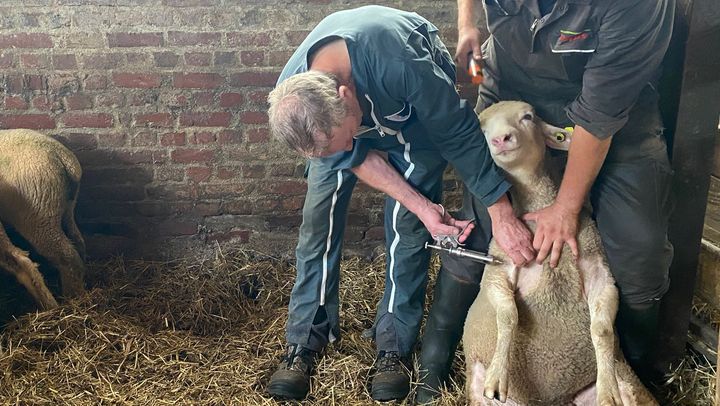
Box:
[307,86,362,158]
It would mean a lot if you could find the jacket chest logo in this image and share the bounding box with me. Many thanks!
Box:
[558,29,591,43]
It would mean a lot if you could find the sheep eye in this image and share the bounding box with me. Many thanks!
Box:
[554,132,566,142]
[521,113,533,121]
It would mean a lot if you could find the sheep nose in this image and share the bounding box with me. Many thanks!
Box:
[491,133,514,147]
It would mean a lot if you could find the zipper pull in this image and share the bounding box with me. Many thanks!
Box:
[376,126,385,137]
[530,18,539,32]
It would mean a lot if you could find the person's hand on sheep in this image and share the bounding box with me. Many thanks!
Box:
[420,203,476,245]
[523,202,580,268]
[487,194,535,266]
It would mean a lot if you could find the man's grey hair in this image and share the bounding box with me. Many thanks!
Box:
[267,71,346,156]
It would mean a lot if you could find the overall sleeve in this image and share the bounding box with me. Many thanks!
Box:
[383,33,510,207]
[566,0,674,138]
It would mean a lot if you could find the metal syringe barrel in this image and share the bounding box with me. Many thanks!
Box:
[425,242,504,265]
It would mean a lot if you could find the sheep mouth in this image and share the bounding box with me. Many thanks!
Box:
[493,147,518,155]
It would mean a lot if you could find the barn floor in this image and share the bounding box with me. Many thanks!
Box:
[0,250,716,405]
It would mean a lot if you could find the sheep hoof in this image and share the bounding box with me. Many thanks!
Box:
[596,378,622,406]
[483,364,508,403]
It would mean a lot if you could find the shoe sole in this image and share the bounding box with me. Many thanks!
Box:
[267,381,309,400]
[371,388,410,401]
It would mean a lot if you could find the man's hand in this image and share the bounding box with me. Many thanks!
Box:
[455,26,483,71]
[487,194,534,266]
[523,203,580,268]
[418,204,475,244]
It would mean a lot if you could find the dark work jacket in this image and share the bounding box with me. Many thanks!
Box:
[479,0,675,149]
[277,5,509,207]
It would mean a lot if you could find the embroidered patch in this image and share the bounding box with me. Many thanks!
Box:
[558,29,591,43]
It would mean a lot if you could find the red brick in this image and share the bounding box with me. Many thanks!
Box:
[199,183,254,198]
[242,164,265,178]
[21,54,50,69]
[179,112,231,127]
[216,166,239,180]
[247,90,269,105]
[189,131,215,144]
[53,133,98,151]
[131,131,157,147]
[155,221,198,236]
[285,30,311,46]
[4,75,22,94]
[135,113,174,127]
[173,73,223,89]
[219,92,243,108]
[245,128,270,144]
[280,196,305,211]
[184,52,212,66]
[114,150,167,165]
[97,132,127,147]
[113,73,162,88]
[31,96,60,111]
[0,33,52,48]
[126,53,150,66]
[52,54,77,70]
[214,51,235,66]
[0,53,15,68]
[95,92,125,108]
[217,129,242,144]
[187,166,212,182]
[364,226,385,241]
[65,94,93,110]
[265,180,307,196]
[160,132,186,146]
[222,200,251,214]
[163,0,221,6]
[168,31,221,46]
[25,74,45,90]
[240,51,264,66]
[228,72,278,87]
[62,113,113,128]
[82,53,124,69]
[107,32,163,47]
[153,52,178,67]
[239,111,267,124]
[268,50,293,67]
[0,114,55,129]
[84,74,109,90]
[171,148,215,163]
[191,92,214,106]
[226,31,273,47]
[4,96,28,110]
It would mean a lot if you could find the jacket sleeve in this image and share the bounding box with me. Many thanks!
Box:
[382,32,510,207]
[566,0,674,139]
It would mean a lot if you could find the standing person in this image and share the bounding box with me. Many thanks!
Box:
[265,5,535,402]
[416,0,675,402]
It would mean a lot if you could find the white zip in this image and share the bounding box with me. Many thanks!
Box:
[364,94,398,137]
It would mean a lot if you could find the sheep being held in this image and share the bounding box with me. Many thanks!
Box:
[463,101,656,406]
[0,129,85,310]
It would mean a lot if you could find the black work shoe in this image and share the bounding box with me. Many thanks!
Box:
[370,351,412,401]
[267,344,319,400]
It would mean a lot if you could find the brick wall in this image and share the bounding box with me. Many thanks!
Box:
[0,0,482,260]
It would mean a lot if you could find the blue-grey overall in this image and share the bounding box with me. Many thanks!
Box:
[276,6,510,356]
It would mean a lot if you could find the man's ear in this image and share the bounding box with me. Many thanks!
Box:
[540,121,572,151]
[338,84,353,101]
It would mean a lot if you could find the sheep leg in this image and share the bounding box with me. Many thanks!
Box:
[62,199,86,260]
[15,218,85,298]
[483,268,518,403]
[580,256,622,406]
[0,225,58,310]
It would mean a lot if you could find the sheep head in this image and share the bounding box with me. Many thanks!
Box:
[479,101,572,177]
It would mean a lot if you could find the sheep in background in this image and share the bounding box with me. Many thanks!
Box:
[0,129,85,309]
[463,101,656,405]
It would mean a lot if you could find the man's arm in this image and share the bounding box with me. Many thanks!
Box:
[523,125,612,267]
[351,151,475,242]
[456,0,483,68]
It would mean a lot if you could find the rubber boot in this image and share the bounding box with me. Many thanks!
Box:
[616,299,661,386]
[416,269,480,404]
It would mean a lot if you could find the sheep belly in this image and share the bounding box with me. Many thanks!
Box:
[466,274,596,404]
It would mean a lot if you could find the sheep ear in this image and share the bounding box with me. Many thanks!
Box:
[540,121,572,151]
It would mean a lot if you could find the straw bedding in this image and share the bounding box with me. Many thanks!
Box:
[0,250,715,405]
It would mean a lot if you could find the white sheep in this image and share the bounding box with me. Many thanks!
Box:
[0,129,85,310]
[462,101,656,405]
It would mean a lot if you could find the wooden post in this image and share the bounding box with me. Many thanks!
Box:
[655,0,720,369]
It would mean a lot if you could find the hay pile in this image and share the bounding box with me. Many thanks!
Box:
[0,249,716,405]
